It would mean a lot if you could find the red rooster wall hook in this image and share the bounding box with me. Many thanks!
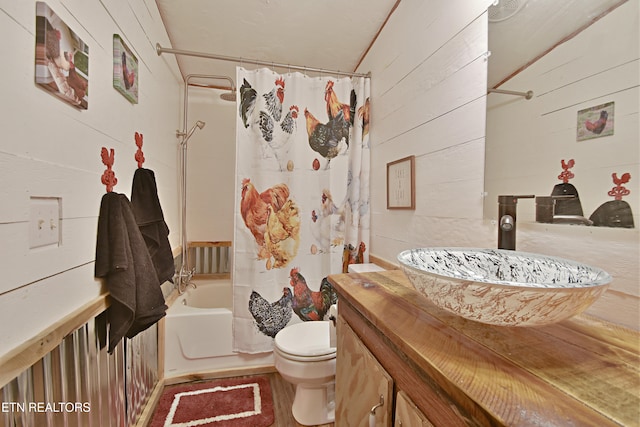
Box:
[558,159,575,183]
[608,172,631,200]
[134,132,145,168]
[100,147,117,192]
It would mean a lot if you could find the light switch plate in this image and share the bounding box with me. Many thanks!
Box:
[29,197,61,249]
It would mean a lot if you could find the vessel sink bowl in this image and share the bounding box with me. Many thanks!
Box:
[397,248,611,326]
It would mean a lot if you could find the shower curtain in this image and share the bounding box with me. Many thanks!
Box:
[233,67,371,353]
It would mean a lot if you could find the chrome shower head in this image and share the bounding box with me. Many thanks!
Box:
[179,120,206,144]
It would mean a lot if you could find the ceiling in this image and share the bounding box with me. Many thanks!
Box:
[155,0,626,90]
[154,0,398,88]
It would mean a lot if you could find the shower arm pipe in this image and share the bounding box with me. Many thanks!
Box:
[488,88,534,100]
[156,43,371,78]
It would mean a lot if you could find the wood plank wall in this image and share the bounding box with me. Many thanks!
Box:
[357,0,639,330]
[0,0,182,358]
[358,1,495,269]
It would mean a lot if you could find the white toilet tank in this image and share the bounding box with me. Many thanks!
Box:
[347,263,385,273]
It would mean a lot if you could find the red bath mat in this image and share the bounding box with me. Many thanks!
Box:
[149,375,274,427]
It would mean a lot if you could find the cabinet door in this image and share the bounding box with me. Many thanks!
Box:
[335,316,393,427]
[395,390,434,427]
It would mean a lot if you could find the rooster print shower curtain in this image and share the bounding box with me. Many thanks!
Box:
[233,67,371,353]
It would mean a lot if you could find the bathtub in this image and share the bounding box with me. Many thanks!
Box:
[164,279,273,378]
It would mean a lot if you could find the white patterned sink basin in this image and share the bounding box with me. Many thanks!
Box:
[397,248,611,326]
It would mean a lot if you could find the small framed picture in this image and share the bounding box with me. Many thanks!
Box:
[113,34,138,103]
[577,101,614,141]
[35,2,89,109]
[387,155,415,210]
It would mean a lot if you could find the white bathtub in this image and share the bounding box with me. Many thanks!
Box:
[164,279,273,378]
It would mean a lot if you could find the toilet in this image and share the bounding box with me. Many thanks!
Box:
[274,264,384,426]
[274,320,337,426]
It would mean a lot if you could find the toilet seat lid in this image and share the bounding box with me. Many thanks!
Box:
[275,321,336,357]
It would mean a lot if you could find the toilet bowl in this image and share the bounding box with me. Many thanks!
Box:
[274,320,336,426]
[274,265,383,425]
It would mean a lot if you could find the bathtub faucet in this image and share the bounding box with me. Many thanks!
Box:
[175,266,197,294]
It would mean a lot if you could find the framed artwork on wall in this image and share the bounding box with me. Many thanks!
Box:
[113,34,138,104]
[577,101,614,141]
[387,155,415,210]
[34,2,89,109]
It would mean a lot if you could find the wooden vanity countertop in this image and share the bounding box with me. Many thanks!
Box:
[328,270,640,427]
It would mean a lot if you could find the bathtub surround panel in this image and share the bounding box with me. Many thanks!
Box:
[164,280,273,378]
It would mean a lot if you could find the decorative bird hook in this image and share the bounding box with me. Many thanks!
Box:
[134,132,145,168]
[100,147,117,192]
[558,159,575,183]
[608,172,631,201]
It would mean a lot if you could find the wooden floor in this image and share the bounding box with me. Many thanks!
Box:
[148,372,333,427]
[268,372,334,427]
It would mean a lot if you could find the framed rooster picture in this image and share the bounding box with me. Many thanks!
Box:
[34,2,89,110]
[577,101,614,141]
[113,34,138,104]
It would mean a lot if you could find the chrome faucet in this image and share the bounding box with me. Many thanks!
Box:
[498,195,535,250]
[174,266,197,294]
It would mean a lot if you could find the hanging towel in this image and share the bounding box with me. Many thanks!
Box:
[95,192,167,353]
[131,168,175,284]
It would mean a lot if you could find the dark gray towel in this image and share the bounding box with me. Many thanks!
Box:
[131,168,175,284]
[95,192,167,353]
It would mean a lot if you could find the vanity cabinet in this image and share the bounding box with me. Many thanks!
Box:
[329,270,640,427]
[395,391,433,427]
[335,316,393,426]
[336,313,435,426]
[334,293,469,426]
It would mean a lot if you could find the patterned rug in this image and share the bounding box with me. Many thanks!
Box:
[149,376,274,427]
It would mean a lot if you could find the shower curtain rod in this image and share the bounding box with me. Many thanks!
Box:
[156,43,371,78]
[488,88,534,100]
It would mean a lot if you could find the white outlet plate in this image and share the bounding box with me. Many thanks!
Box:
[29,197,61,249]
